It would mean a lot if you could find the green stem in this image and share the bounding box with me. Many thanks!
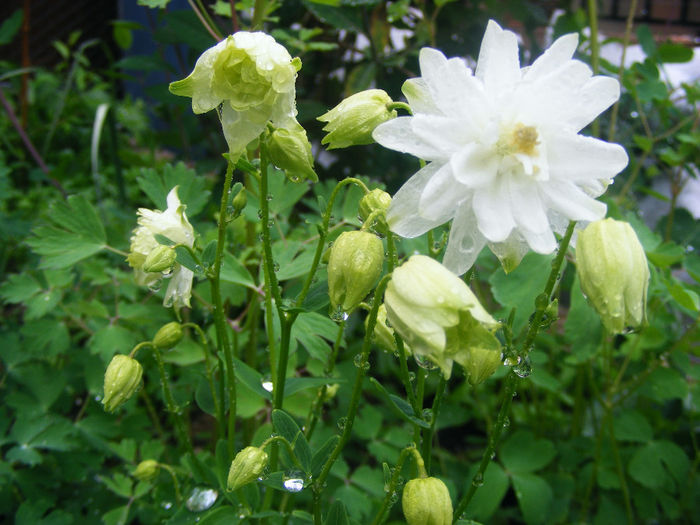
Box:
[452,222,576,521]
[370,447,413,525]
[251,0,267,30]
[312,274,392,524]
[422,375,447,474]
[161,464,182,504]
[183,322,223,439]
[386,101,412,114]
[587,0,600,136]
[608,0,638,142]
[606,412,635,524]
[296,177,369,307]
[210,158,237,459]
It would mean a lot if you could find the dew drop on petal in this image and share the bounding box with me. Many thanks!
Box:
[186,487,218,512]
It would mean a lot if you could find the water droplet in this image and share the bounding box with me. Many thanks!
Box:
[421,409,433,423]
[330,305,348,322]
[194,264,203,273]
[513,357,532,378]
[162,501,173,510]
[268,219,275,227]
[226,204,235,216]
[282,471,304,493]
[414,354,437,370]
[502,416,510,428]
[266,194,273,201]
[273,262,280,272]
[257,209,264,219]
[353,354,364,368]
[337,417,348,431]
[472,472,484,487]
[261,380,274,392]
[186,487,218,512]
[389,491,398,504]
[408,371,416,382]
[502,354,520,367]
[148,280,162,292]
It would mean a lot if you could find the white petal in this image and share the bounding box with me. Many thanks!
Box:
[547,133,629,184]
[402,78,440,115]
[567,76,620,131]
[418,47,450,89]
[387,162,450,237]
[507,177,550,234]
[372,116,447,161]
[524,33,579,80]
[475,20,521,92]
[521,226,557,254]
[419,162,466,221]
[411,114,475,157]
[473,177,515,242]
[450,142,499,188]
[442,199,487,275]
[540,180,607,221]
[488,233,530,272]
[164,267,193,310]
[220,104,268,157]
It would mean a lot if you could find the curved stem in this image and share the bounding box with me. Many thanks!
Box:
[452,222,576,521]
[161,464,182,504]
[370,447,412,525]
[211,158,237,459]
[312,274,392,523]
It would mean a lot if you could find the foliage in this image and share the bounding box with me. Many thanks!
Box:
[0,2,698,525]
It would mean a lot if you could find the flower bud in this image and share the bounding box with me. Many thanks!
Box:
[133,460,160,482]
[142,245,177,273]
[385,256,501,379]
[227,446,269,491]
[402,477,453,525]
[267,124,318,183]
[103,355,143,412]
[232,187,247,215]
[366,304,405,355]
[318,89,396,149]
[323,383,340,401]
[359,189,391,221]
[576,218,649,334]
[152,322,184,350]
[328,231,384,313]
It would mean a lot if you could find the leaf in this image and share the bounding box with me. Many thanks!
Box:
[302,1,363,31]
[636,25,657,57]
[500,431,556,473]
[136,162,210,217]
[324,500,350,525]
[489,253,553,334]
[511,472,553,525]
[220,252,257,289]
[613,410,653,443]
[658,42,693,63]
[284,376,343,397]
[27,195,106,269]
[0,9,22,45]
[0,273,41,303]
[646,242,685,267]
[292,312,339,361]
[464,462,509,521]
[369,377,430,428]
[639,367,688,402]
[311,435,339,477]
[564,275,601,364]
[138,0,171,7]
[272,410,312,473]
[232,358,272,400]
[628,440,689,489]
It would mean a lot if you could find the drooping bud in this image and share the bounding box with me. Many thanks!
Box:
[152,322,184,350]
[576,218,649,334]
[232,187,247,216]
[133,460,160,482]
[385,255,501,379]
[328,231,384,314]
[227,446,269,491]
[142,245,177,273]
[359,189,391,233]
[267,124,318,183]
[103,355,143,412]
[366,304,405,355]
[402,476,453,525]
[318,89,396,149]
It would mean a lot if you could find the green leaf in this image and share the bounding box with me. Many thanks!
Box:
[232,358,272,400]
[489,253,553,334]
[27,195,106,269]
[564,275,602,364]
[511,472,553,525]
[272,409,312,473]
[101,473,134,499]
[658,42,693,63]
[369,377,430,428]
[0,273,41,303]
[0,9,22,45]
[197,506,242,524]
[639,366,689,402]
[636,25,657,57]
[311,435,339,477]
[500,430,556,473]
[613,410,653,442]
[138,0,171,7]
[646,241,685,267]
[302,1,363,31]
[292,312,339,362]
[136,162,210,217]
[464,462,509,521]
[285,376,343,397]
[89,324,140,361]
[628,440,689,489]
[220,252,257,289]
[324,500,350,525]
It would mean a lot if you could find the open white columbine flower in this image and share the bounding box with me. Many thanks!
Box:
[170,32,301,157]
[127,187,195,310]
[373,20,629,274]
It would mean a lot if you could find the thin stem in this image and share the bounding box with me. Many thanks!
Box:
[370,447,412,525]
[386,101,412,114]
[608,0,638,142]
[187,0,223,41]
[453,222,577,520]
[211,158,237,459]
[606,413,635,523]
[422,375,446,474]
[587,0,600,136]
[161,464,183,504]
[252,0,267,30]
[312,274,392,523]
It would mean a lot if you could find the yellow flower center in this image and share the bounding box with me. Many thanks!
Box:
[496,123,539,156]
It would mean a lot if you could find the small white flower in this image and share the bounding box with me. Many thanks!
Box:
[373,20,629,274]
[128,187,195,310]
[170,32,301,156]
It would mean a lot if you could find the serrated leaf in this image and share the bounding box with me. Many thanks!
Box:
[0,273,41,303]
[137,162,210,217]
[27,195,106,269]
[292,312,339,361]
[369,377,430,428]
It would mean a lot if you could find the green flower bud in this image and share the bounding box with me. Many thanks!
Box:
[152,322,184,350]
[142,245,177,273]
[267,124,318,183]
[366,304,406,355]
[328,231,384,314]
[576,218,650,334]
[232,187,247,215]
[359,189,391,221]
[318,89,396,149]
[133,460,160,482]
[323,383,340,401]
[227,446,269,491]
[385,255,501,379]
[402,477,453,525]
[103,355,143,413]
